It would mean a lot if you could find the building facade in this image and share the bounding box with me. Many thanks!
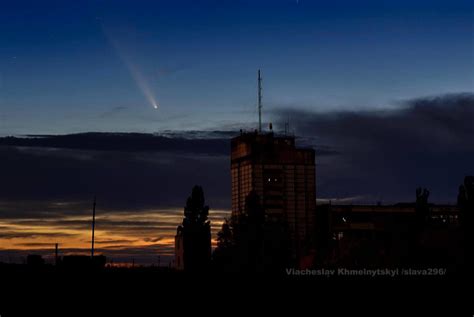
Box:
[231,131,316,257]
[315,203,460,268]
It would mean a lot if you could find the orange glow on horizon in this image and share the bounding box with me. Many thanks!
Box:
[0,207,228,263]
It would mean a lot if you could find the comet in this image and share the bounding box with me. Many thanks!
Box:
[103,27,159,110]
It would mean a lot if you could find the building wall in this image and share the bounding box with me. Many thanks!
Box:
[231,161,252,215]
[231,132,316,256]
[315,204,461,267]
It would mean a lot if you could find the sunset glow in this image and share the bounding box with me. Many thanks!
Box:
[0,203,227,265]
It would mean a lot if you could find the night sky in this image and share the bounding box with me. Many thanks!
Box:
[0,0,473,264]
[1,0,472,133]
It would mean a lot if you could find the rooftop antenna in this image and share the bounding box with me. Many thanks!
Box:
[258,69,263,133]
[91,196,96,258]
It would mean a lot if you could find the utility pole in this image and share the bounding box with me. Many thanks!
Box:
[91,196,96,258]
[258,69,263,133]
[55,243,59,266]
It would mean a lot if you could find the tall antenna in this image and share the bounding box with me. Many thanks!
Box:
[91,196,96,258]
[258,69,263,133]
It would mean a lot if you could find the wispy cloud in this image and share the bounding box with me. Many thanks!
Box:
[99,106,129,118]
[0,232,79,239]
[143,237,163,243]
[0,206,227,265]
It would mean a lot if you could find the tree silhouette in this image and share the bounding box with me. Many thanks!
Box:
[216,190,265,272]
[212,190,291,273]
[178,185,211,272]
[216,219,232,250]
[184,186,209,224]
[212,219,234,271]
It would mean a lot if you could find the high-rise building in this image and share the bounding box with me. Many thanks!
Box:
[231,130,316,257]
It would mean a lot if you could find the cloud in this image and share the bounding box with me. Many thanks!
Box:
[156,64,190,78]
[94,239,139,245]
[0,207,226,265]
[0,132,230,155]
[272,92,474,203]
[15,242,62,247]
[99,106,129,118]
[0,208,227,238]
[1,94,472,210]
[0,134,231,210]
[1,92,471,262]
[0,200,91,219]
[316,196,370,204]
[143,237,163,243]
[0,232,79,239]
[0,201,228,268]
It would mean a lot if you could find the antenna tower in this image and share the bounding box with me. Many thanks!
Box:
[258,69,263,133]
[91,196,96,258]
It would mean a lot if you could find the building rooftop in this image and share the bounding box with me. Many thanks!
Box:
[231,131,314,165]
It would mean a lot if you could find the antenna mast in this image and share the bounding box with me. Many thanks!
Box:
[91,196,96,258]
[258,69,263,133]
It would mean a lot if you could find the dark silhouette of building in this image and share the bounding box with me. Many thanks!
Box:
[175,227,185,270]
[26,254,45,267]
[458,176,474,228]
[174,186,211,271]
[61,255,106,270]
[316,201,460,269]
[415,187,430,228]
[231,131,316,261]
[458,175,474,270]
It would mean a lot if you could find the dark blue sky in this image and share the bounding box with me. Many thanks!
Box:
[0,0,473,134]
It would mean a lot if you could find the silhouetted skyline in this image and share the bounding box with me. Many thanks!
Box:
[0,0,472,269]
